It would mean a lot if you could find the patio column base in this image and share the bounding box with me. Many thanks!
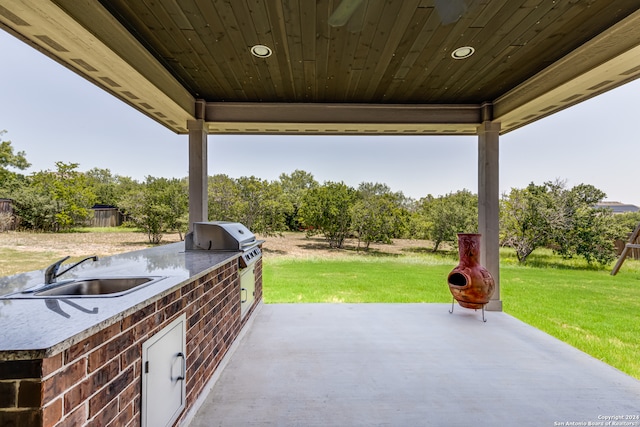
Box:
[485,299,502,312]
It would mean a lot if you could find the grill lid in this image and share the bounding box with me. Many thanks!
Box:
[186,221,257,251]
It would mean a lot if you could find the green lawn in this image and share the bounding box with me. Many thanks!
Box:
[263,256,454,303]
[263,249,640,379]
[501,259,640,380]
[0,248,59,278]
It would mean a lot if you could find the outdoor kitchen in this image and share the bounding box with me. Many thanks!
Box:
[0,222,263,427]
[1,1,640,425]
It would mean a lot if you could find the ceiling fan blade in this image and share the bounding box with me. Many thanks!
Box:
[330,0,468,29]
[329,0,365,27]
[434,0,468,25]
[347,0,368,32]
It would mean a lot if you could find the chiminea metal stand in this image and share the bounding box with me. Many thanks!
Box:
[448,299,487,322]
[447,234,494,323]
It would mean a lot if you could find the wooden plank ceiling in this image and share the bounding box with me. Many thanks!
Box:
[1,0,640,134]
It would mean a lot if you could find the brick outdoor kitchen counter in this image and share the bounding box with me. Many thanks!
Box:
[0,242,263,426]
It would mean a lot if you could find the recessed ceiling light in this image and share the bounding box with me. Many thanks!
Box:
[250,44,272,58]
[451,46,475,60]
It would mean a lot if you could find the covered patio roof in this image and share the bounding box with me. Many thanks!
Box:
[1,1,639,135]
[2,1,640,312]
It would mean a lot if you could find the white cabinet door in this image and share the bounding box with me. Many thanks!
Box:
[141,314,186,427]
[240,264,255,319]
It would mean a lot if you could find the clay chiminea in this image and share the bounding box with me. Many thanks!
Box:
[448,233,495,320]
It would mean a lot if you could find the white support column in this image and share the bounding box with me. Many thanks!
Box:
[477,121,502,311]
[188,119,208,229]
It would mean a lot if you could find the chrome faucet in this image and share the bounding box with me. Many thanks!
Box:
[44,255,98,284]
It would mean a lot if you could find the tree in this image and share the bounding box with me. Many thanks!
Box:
[350,182,408,249]
[613,211,640,239]
[298,181,356,248]
[278,170,318,230]
[85,167,121,207]
[235,176,292,236]
[500,182,558,263]
[0,131,30,177]
[9,183,58,231]
[119,177,187,243]
[566,206,619,265]
[24,162,97,231]
[415,190,478,252]
[551,184,618,265]
[501,180,619,265]
[208,174,244,222]
[164,178,189,240]
[0,131,31,198]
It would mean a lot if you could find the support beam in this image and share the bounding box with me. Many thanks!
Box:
[205,102,483,124]
[188,119,208,228]
[202,102,481,135]
[477,121,502,311]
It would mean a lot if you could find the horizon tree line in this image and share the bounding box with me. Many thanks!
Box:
[1,133,638,265]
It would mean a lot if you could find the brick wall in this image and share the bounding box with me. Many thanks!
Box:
[0,256,262,427]
[0,359,44,426]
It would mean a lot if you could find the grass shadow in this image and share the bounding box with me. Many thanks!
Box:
[299,242,333,251]
[262,248,287,256]
[350,248,403,258]
[401,246,434,254]
[121,241,153,247]
[402,247,459,261]
[295,240,412,258]
[500,250,608,271]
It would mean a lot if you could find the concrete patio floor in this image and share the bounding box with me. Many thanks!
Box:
[187,303,640,427]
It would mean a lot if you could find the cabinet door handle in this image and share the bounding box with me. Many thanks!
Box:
[241,287,247,303]
[176,352,186,381]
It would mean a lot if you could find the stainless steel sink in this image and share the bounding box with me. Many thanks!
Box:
[35,277,161,297]
[0,276,167,299]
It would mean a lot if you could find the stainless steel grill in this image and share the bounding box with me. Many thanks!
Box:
[186,221,262,268]
[186,221,262,319]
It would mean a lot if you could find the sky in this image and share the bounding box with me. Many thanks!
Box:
[1,29,638,204]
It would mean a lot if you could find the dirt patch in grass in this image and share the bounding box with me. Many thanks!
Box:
[0,229,441,277]
[258,232,439,259]
[0,230,183,257]
[0,230,185,276]
[0,230,437,259]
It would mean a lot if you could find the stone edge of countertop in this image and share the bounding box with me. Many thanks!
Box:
[0,242,242,361]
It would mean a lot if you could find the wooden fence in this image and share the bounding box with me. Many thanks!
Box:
[615,238,640,260]
[0,199,12,213]
[90,207,123,227]
[611,222,640,275]
[0,199,15,231]
[0,201,123,228]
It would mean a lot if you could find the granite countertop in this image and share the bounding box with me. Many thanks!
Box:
[0,242,240,360]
